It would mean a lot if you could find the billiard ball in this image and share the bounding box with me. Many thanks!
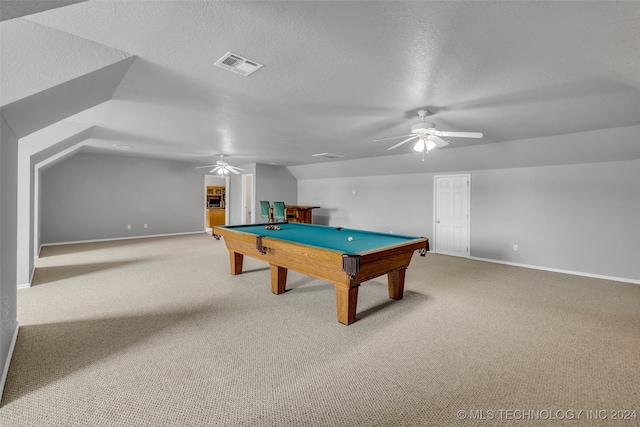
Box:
[347,236,353,241]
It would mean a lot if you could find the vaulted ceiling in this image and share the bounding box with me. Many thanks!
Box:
[2,1,640,169]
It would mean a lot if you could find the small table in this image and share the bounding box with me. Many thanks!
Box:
[213,222,428,325]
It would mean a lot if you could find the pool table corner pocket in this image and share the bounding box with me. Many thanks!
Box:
[342,254,361,279]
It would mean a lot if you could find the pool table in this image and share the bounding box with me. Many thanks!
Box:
[212,222,429,325]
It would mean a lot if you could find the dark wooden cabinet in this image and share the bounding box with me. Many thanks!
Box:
[285,206,320,224]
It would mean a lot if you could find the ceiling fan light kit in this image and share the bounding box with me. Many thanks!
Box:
[413,139,438,152]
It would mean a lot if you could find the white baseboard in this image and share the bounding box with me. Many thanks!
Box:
[469,256,640,285]
[39,230,207,248]
[0,322,19,404]
[17,265,36,289]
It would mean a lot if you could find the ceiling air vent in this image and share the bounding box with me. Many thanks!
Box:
[214,51,264,76]
[312,153,345,159]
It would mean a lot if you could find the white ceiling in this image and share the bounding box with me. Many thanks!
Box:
[2,1,640,168]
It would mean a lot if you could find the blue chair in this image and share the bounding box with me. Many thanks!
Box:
[260,201,272,222]
[272,201,286,222]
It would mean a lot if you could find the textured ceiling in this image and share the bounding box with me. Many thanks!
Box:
[2,1,640,167]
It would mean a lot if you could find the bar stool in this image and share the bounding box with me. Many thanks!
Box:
[260,201,273,222]
[272,201,286,222]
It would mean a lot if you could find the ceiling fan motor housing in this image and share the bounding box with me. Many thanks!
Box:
[411,122,436,134]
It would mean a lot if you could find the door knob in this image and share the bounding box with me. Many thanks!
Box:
[435,220,440,223]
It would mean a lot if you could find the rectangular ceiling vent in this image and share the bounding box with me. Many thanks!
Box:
[312,153,345,159]
[215,51,264,76]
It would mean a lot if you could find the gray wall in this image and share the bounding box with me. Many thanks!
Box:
[228,163,297,225]
[297,159,640,282]
[298,173,433,236]
[0,113,19,397]
[40,152,205,244]
[254,163,297,220]
[17,125,94,287]
[471,160,640,279]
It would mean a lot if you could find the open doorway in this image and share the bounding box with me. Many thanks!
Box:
[204,175,228,230]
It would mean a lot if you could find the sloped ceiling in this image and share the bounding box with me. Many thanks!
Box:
[0,0,86,21]
[0,17,134,139]
[0,18,131,105]
[21,121,94,170]
[2,1,640,169]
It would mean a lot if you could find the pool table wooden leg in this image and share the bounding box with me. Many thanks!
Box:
[270,264,288,294]
[335,285,359,325]
[388,269,406,300]
[230,252,244,275]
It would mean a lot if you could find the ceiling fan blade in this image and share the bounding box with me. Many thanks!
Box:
[225,165,246,173]
[428,135,449,148]
[196,164,218,169]
[434,130,483,138]
[387,136,417,150]
[209,166,222,174]
[373,134,414,142]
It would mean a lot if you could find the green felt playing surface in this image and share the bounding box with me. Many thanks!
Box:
[219,222,422,254]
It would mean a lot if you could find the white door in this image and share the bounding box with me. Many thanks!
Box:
[434,174,470,257]
[242,174,253,224]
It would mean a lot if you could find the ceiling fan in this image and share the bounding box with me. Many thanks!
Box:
[373,110,483,157]
[196,155,246,175]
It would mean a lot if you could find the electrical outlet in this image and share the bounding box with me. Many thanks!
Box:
[513,244,518,251]
[127,225,131,229]
[144,224,148,228]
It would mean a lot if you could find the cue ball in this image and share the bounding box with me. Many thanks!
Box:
[347,236,353,241]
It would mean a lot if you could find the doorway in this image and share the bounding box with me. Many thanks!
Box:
[433,174,470,257]
[242,174,254,224]
[204,175,228,229]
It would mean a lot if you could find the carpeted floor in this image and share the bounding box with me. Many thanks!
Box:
[1,233,639,426]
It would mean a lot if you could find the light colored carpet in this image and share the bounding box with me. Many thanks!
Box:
[1,233,639,426]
